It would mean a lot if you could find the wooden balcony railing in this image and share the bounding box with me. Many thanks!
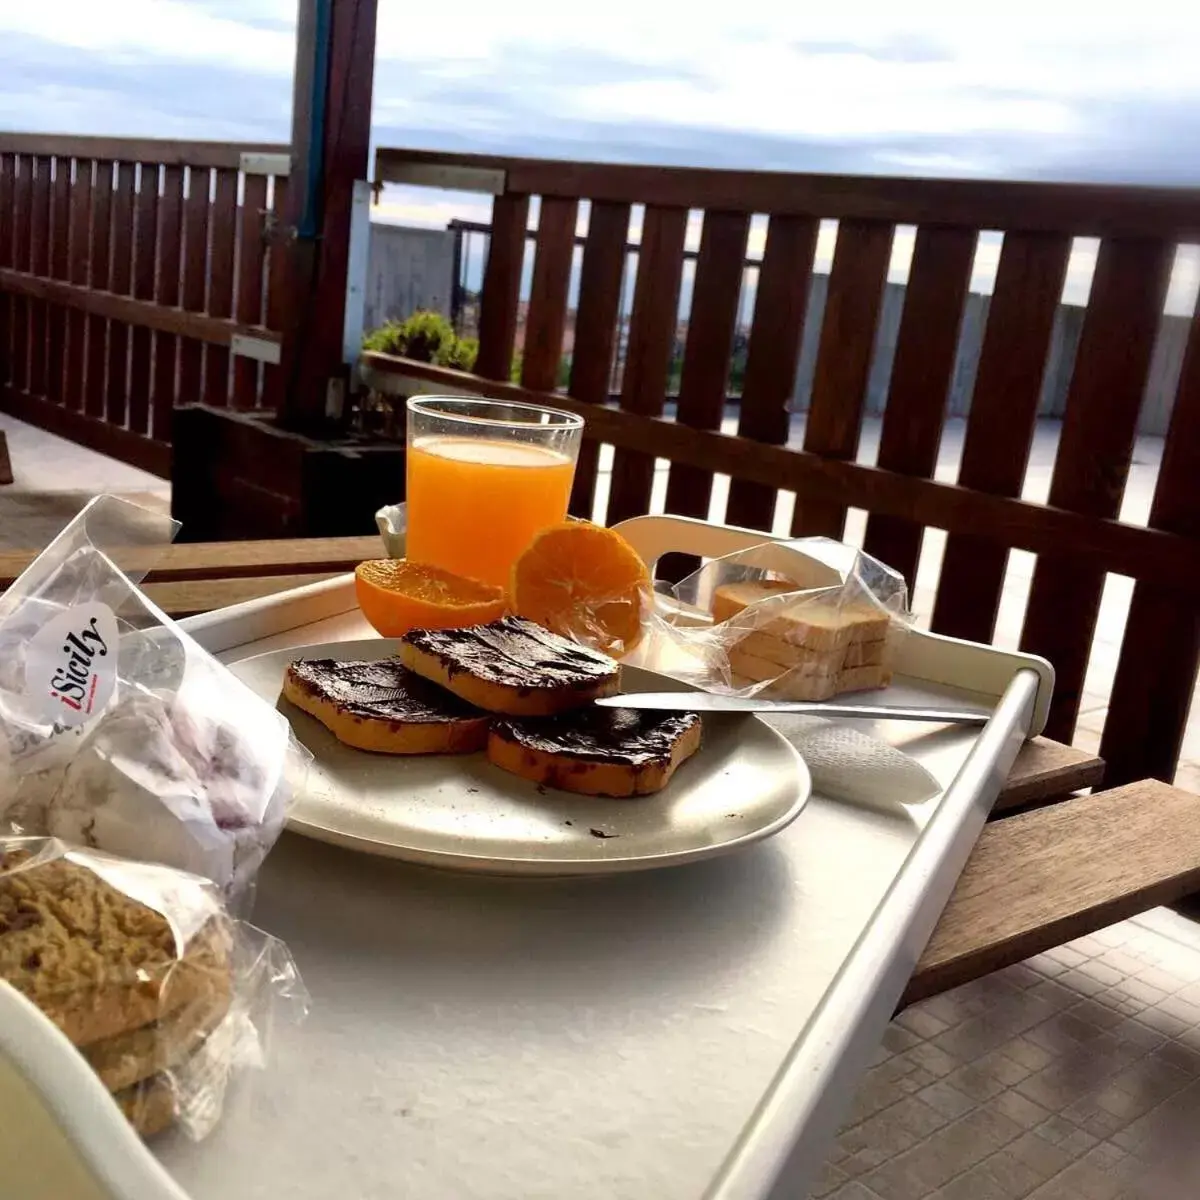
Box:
[371,147,1200,789]
[0,134,292,475]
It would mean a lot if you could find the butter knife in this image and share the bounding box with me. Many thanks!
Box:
[596,692,991,725]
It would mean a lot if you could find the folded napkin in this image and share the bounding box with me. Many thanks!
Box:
[763,714,942,811]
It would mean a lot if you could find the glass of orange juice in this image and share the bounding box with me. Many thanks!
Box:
[405,396,583,588]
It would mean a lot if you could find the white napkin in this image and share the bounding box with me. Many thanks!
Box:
[764,714,942,811]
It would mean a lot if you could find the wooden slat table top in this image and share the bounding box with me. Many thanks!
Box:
[904,777,1200,1006]
[995,737,1105,812]
[0,534,380,589]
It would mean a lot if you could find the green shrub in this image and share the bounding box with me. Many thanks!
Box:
[361,318,406,355]
[435,336,478,371]
[362,310,459,363]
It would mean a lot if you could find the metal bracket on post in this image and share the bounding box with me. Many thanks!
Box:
[230,334,283,366]
[239,152,292,177]
[375,158,507,195]
[342,178,373,369]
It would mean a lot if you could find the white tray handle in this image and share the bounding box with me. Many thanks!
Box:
[0,983,191,1200]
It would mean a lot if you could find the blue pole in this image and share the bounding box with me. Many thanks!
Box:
[298,0,332,240]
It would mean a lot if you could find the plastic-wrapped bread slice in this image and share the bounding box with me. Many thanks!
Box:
[734,631,889,671]
[713,581,890,650]
[728,647,891,701]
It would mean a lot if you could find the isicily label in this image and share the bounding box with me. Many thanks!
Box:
[25,601,119,728]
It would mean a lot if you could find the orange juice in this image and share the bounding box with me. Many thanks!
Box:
[406,436,576,587]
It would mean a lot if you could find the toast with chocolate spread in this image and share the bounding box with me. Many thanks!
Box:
[283,657,490,754]
[488,708,702,797]
[398,616,621,717]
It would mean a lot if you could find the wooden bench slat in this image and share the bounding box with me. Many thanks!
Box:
[1019,237,1173,742]
[10,154,33,400]
[930,232,1071,643]
[994,736,1104,812]
[261,174,290,411]
[65,157,94,414]
[903,778,1200,1005]
[521,195,578,392]
[725,213,819,532]
[231,171,267,411]
[202,166,238,409]
[474,191,529,382]
[662,209,751,545]
[27,155,50,404]
[46,153,71,423]
[178,163,209,406]
[0,153,14,399]
[605,204,688,525]
[793,218,893,540]
[566,200,630,518]
[84,160,112,419]
[104,161,135,429]
[1103,307,1200,786]
[863,225,977,585]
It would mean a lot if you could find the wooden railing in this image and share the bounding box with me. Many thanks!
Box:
[372,147,1200,789]
[0,134,292,475]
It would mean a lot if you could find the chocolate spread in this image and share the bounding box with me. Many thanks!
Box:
[491,708,700,767]
[286,657,484,723]
[402,616,619,692]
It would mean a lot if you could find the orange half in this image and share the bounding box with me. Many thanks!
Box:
[355,559,507,638]
[510,522,651,658]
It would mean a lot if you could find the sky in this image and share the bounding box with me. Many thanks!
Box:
[2,0,1198,185]
[1,1,1197,311]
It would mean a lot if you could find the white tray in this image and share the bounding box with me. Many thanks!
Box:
[1,515,1052,1200]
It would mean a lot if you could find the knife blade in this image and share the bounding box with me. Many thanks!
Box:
[596,692,991,725]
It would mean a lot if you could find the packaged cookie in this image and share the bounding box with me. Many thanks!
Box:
[629,536,912,699]
[0,496,311,907]
[0,836,305,1141]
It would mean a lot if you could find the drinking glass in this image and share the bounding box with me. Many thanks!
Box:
[405,396,584,588]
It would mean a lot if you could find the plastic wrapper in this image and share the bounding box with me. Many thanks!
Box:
[627,537,914,698]
[0,496,312,908]
[0,835,307,1141]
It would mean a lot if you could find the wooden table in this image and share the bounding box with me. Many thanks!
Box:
[3,534,1196,1009]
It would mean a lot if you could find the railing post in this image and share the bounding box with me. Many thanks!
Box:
[276,0,378,432]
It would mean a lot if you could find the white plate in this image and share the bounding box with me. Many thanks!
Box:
[229,639,811,876]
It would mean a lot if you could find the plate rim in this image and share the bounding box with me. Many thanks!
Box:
[232,638,812,876]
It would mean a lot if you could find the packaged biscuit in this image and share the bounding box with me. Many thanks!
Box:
[630,537,913,699]
[0,836,305,1141]
[0,496,311,908]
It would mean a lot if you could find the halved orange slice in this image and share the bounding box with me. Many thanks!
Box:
[355,559,507,638]
[510,522,651,658]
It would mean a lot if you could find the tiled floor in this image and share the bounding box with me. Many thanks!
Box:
[0,412,170,550]
[816,910,1200,1199]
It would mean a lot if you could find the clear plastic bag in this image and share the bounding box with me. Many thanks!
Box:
[0,835,307,1141]
[628,537,913,699]
[0,496,312,908]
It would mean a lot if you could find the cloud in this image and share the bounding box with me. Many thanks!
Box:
[0,0,1198,186]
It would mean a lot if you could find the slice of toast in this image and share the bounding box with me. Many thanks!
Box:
[399,616,621,717]
[488,708,702,797]
[283,657,489,754]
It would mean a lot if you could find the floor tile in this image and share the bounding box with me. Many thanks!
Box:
[812,895,1200,1197]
